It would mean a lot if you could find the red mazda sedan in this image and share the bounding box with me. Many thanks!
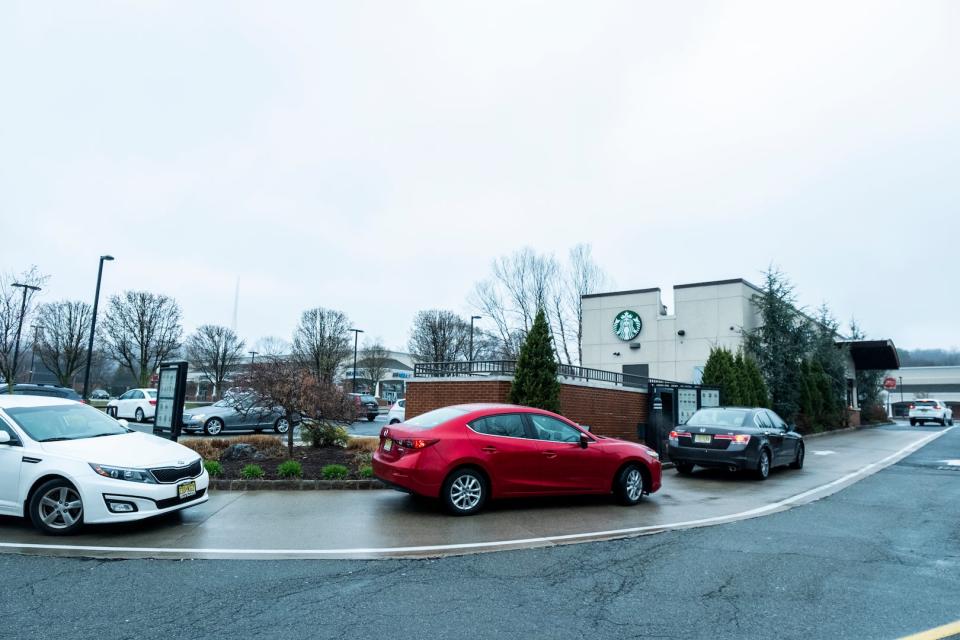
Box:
[372,404,662,515]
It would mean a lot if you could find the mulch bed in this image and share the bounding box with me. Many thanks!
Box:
[216,446,372,481]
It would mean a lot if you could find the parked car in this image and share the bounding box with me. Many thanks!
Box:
[387,399,406,424]
[909,400,954,426]
[668,407,804,480]
[373,403,662,515]
[89,389,111,401]
[183,395,289,436]
[106,388,158,422]
[350,393,380,422]
[0,394,209,535]
[5,383,83,402]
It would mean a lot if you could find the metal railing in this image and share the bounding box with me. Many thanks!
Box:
[414,360,675,389]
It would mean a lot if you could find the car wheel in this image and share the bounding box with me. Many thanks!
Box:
[274,417,289,434]
[675,461,695,475]
[367,414,377,422]
[29,479,84,536]
[442,468,487,516]
[616,464,646,505]
[909,419,916,426]
[790,442,805,469]
[135,407,145,423]
[204,418,224,436]
[755,448,771,480]
[389,418,400,425]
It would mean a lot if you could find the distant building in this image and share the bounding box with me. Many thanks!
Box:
[885,366,960,417]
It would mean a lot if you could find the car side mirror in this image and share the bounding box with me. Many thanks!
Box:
[580,424,591,432]
[786,423,795,432]
[0,431,10,444]
[117,419,129,429]
[579,433,590,449]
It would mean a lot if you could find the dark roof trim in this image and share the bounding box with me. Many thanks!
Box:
[674,278,764,293]
[837,339,901,370]
[582,287,661,300]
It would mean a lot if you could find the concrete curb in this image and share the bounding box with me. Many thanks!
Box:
[210,479,387,491]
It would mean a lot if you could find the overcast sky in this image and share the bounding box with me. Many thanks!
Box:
[2,1,957,352]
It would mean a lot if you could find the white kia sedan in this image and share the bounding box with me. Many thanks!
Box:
[0,395,209,535]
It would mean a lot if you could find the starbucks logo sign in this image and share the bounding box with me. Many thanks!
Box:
[613,310,642,341]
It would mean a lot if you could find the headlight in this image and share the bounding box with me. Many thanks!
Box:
[90,463,157,484]
[190,414,205,422]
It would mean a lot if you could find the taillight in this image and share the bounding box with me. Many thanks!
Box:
[909,404,915,410]
[715,434,750,444]
[149,400,157,406]
[398,439,437,450]
[668,430,689,444]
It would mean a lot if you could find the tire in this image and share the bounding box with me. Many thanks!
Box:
[29,479,84,536]
[790,442,805,470]
[910,419,916,426]
[389,419,400,425]
[135,407,145,423]
[442,468,487,516]
[941,418,948,427]
[674,461,695,475]
[274,417,289,434]
[367,414,377,422]
[755,448,771,480]
[615,464,646,506]
[204,417,224,436]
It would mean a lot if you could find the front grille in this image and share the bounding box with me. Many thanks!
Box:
[156,488,206,510]
[150,459,202,483]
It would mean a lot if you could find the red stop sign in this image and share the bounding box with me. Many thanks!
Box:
[883,377,898,390]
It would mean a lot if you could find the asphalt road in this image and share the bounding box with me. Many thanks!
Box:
[1,423,957,639]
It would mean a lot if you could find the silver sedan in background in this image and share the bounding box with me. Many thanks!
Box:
[183,395,289,436]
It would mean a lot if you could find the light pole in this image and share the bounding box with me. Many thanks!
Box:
[350,328,363,393]
[81,255,113,400]
[249,351,258,366]
[899,376,904,404]
[469,315,481,373]
[10,283,41,388]
[29,325,40,383]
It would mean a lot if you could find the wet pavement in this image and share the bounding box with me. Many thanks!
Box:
[0,424,949,560]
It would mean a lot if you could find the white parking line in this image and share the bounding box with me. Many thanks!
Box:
[0,427,951,558]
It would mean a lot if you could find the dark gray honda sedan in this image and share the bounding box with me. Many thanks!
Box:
[667,407,804,479]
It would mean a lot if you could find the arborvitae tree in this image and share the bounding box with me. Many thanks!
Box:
[734,351,753,406]
[742,355,769,408]
[797,360,819,430]
[509,308,561,412]
[702,347,744,406]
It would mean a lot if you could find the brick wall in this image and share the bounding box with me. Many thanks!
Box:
[406,378,648,442]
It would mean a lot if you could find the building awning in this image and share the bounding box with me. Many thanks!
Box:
[836,340,900,370]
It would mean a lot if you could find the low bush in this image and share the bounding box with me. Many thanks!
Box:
[181,435,285,461]
[241,464,265,479]
[359,465,374,479]
[277,460,303,479]
[302,422,350,448]
[346,438,379,453]
[203,460,223,477]
[352,450,373,467]
[321,464,349,480]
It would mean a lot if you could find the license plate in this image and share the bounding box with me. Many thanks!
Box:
[383,439,393,452]
[178,481,197,500]
[694,434,712,444]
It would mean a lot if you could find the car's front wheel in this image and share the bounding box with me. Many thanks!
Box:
[367,413,377,422]
[29,479,84,535]
[274,417,289,434]
[204,418,224,436]
[615,464,646,506]
[442,468,487,516]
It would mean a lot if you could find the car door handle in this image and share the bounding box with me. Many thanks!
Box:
[481,446,497,453]
[541,451,557,459]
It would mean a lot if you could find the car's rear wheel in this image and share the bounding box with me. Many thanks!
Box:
[790,442,805,469]
[204,418,224,436]
[274,418,289,434]
[909,419,916,426]
[29,479,84,536]
[755,448,771,480]
[135,407,145,423]
[367,413,377,422]
[442,468,487,516]
[675,461,694,475]
[615,464,646,506]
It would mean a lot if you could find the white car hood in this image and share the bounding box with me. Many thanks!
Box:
[39,432,200,468]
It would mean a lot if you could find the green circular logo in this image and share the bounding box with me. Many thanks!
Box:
[613,310,642,341]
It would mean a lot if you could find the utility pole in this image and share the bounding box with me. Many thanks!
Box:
[82,255,113,400]
[10,283,41,389]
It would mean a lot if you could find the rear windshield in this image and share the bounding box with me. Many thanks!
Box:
[403,406,468,430]
[360,395,377,403]
[687,408,751,428]
[147,390,158,399]
[915,401,938,407]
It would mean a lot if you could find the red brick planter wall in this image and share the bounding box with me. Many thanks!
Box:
[406,378,648,443]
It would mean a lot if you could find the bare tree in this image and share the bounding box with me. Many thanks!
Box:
[359,338,392,395]
[34,300,92,387]
[1,266,48,385]
[292,307,352,384]
[565,244,610,365]
[254,335,291,357]
[100,291,183,387]
[185,325,245,398]
[408,310,471,362]
[234,357,355,457]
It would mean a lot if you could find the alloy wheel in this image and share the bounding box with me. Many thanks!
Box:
[206,418,223,435]
[625,468,643,501]
[37,487,83,531]
[759,450,770,478]
[275,418,289,434]
[450,475,482,511]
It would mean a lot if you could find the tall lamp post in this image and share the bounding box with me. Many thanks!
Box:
[10,283,41,388]
[350,328,364,393]
[469,315,481,371]
[249,351,258,366]
[29,325,40,383]
[81,255,113,400]
[899,376,904,403]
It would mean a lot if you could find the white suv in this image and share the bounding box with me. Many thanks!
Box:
[909,399,954,426]
[0,394,209,535]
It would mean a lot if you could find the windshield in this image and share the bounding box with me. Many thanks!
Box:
[403,406,468,429]
[687,408,751,428]
[361,395,377,403]
[915,401,938,407]
[5,403,129,442]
